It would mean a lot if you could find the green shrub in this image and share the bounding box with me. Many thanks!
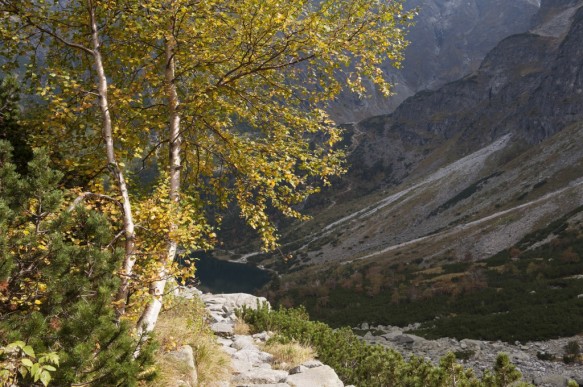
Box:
[0,143,155,386]
[289,226,583,342]
[563,340,581,364]
[481,353,527,387]
[454,350,475,361]
[0,341,58,386]
[239,303,529,387]
[565,340,580,356]
[442,262,472,274]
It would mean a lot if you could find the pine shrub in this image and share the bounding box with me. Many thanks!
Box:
[0,142,154,386]
[239,303,529,386]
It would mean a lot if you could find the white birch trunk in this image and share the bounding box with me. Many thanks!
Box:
[87,1,137,320]
[137,31,182,335]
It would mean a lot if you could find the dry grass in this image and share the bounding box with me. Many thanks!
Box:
[152,353,196,387]
[146,296,231,386]
[415,266,444,276]
[422,272,465,284]
[261,341,316,371]
[192,336,232,386]
[233,319,251,335]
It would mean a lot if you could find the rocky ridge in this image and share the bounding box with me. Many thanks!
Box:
[184,290,348,387]
[357,322,583,387]
[267,0,583,271]
[327,0,540,123]
[348,0,583,196]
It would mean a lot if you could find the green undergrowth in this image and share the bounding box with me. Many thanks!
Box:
[239,304,530,387]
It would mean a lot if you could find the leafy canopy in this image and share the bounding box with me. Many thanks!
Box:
[0,0,413,250]
[0,0,414,327]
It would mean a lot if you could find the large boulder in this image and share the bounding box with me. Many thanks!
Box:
[202,293,270,314]
[393,335,416,345]
[232,335,257,350]
[286,364,344,387]
[232,349,274,365]
[175,285,203,299]
[210,322,234,336]
[232,368,288,384]
[533,373,569,386]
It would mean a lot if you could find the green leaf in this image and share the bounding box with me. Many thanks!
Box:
[48,352,59,366]
[21,358,34,367]
[40,370,51,386]
[7,340,26,349]
[18,366,28,378]
[31,363,40,381]
[43,365,56,372]
[22,345,35,357]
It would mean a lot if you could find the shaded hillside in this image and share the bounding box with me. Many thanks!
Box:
[323,0,583,201]
[277,205,583,343]
[327,0,540,123]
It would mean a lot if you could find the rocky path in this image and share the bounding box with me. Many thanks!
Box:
[200,292,347,387]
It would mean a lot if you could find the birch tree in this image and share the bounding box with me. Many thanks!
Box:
[0,0,414,334]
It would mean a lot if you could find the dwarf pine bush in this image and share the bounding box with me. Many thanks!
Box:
[239,303,528,387]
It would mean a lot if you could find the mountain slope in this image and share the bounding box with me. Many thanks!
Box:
[336,0,583,197]
[224,0,583,350]
[256,0,583,276]
[327,0,540,123]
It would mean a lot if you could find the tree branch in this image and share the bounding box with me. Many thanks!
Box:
[137,139,170,172]
[68,192,123,212]
[23,16,95,56]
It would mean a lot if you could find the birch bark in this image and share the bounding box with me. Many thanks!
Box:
[87,0,137,320]
[137,30,182,334]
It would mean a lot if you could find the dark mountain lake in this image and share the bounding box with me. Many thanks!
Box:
[189,252,272,294]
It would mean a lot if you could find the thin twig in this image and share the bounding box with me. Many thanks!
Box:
[67,191,123,212]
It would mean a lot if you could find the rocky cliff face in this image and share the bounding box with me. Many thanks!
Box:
[347,0,583,193]
[264,0,583,270]
[327,0,540,123]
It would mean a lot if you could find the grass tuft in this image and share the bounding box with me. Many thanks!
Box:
[261,340,316,370]
[146,294,232,386]
[233,318,251,335]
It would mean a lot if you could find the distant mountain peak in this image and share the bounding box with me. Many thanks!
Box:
[327,0,540,123]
